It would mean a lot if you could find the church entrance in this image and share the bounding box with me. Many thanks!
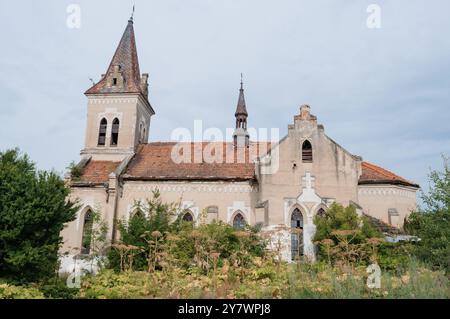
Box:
[290,208,304,260]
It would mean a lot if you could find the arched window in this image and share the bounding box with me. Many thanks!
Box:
[182,211,194,222]
[98,118,107,146]
[233,213,246,230]
[317,208,326,218]
[131,209,144,219]
[81,210,94,255]
[302,140,313,162]
[110,118,120,146]
[291,208,304,260]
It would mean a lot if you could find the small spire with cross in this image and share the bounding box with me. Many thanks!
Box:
[129,4,135,22]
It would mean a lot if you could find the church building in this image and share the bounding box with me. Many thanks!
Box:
[60,17,419,268]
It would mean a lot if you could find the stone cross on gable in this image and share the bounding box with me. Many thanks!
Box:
[302,172,315,190]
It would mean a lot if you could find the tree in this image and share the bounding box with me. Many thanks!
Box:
[0,149,79,283]
[313,203,381,267]
[405,156,450,272]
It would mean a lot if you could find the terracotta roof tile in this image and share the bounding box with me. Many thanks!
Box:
[78,160,121,184]
[123,142,271,181]
[359,161,419,188]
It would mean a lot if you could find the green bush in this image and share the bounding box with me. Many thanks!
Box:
[0,283,45,299]
[313,203,381,266]
[377,242,414,273]
[405,156,450,273]
[39,280,79,299]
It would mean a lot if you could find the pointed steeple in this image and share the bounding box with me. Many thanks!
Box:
[85,16,148,98]
[235,73,248,117]
[233,74,249,146]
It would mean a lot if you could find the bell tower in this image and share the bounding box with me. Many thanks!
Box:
[81,16,155,161]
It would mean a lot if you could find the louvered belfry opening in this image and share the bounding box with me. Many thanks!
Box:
[111,118,120,146]
[302,140,313,162]
[98,118,107,146]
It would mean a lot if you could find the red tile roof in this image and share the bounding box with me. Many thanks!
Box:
[123,142,271,181]
[74,148,417,189]
[359,161,419,188]
[77,160,121,184]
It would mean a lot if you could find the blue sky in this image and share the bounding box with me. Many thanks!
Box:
[0,1,449,201]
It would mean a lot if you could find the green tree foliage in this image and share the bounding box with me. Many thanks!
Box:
[0,149,79,283]
[405,156,450,272]
[313,203,381,267]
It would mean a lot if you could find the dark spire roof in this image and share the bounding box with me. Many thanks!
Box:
[235,74,248,117]
[85,18,144,96]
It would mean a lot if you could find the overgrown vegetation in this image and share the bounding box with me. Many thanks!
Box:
[405,156,450,273]
[1,149,449,299]
[313,203,414,272]
[67,161,83,180]
[107,190,264,273]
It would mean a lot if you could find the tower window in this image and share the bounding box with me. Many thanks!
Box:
[302,140,313,162]
[110,118,120,146]
[113,78,117,86]
[97,118,107,146]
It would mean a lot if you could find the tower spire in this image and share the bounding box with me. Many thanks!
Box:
[85,15,148,99]
[235,73,248,118]
[130,4,135,22]
[233,74,249,147]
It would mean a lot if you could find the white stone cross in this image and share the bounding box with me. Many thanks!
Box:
[302,172,315,190]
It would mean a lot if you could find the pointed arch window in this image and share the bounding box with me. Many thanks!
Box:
[317,208,326,218]
[302,140,313,162]
[81,210,94,255]
[233,212,246,230]
[291,208,304,260]
[182,211,194,222]
[110,118,120,146]
[98,118,107,146]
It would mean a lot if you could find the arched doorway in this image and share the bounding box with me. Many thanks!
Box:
[290,208,304,260]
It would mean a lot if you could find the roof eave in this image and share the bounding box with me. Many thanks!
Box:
[122,175,256,182]
[358,179,420,189]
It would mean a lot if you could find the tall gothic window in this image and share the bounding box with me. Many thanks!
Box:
[291,208,304,260]
[81,210,94,255]
[233,212,246,230]
[110,118,120,146]
[98,118,107,146]
[302,140,313,162]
